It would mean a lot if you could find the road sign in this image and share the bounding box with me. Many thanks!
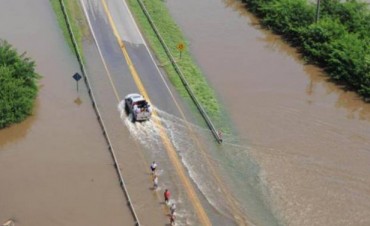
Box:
[177,43,185,59]
[177,43,185,51]
[73,72,82,81]
[72,72,82,92]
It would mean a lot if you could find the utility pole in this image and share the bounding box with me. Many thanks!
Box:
[315,0,321,23]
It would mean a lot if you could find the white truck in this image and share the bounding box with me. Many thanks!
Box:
[124,93,152,122]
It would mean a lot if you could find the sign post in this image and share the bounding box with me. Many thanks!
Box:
[177,43,185,59]
[72,72,82,92]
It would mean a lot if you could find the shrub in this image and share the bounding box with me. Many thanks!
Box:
[321,0,370,39]
[326,34,370,88]
[240,0,370,99]
[260,0,315,45]
[0,40,39,128]
[299,17,347,65]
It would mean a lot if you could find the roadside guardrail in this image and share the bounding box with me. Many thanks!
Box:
[58,0,141,225]
[135,0,223,143]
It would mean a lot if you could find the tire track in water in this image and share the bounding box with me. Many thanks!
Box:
[120,103,251,225]
[100,1,212,222]
[100,0,250,223]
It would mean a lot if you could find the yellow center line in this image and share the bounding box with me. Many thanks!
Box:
[100,0,212,225]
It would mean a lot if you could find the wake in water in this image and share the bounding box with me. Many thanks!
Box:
[118,101,253,225]
[118,101,290,226]
[2,219,15,226]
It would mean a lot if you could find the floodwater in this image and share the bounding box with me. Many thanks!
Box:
[2,0,369,225]
[0,0,133,225]
[164,0,370,225]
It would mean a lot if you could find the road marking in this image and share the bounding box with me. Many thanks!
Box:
[79,0,172,219]
[81,0,247,223]
[100,0,212,225]
[111,0,248,224]
[79,0,121,102]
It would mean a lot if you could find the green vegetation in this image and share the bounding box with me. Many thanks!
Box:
[50,0,228,131]
[0,40,40,128]
[49,0,89,59]
[243,0,370,99]
[126,0,227,129]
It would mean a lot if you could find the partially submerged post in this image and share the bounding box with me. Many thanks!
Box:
[72,72,82,92]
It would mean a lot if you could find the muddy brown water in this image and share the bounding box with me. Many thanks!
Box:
[0,0,134,225]
[1,0,370,225]
[165,0,370,225]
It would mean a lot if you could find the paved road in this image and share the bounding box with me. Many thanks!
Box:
[79,0,214,225]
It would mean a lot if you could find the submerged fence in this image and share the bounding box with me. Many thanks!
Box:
[58,0,141,225]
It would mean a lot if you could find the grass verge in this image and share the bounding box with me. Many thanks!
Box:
[126,0,229,132]
[49,0,89,61]
[50,0,230,133]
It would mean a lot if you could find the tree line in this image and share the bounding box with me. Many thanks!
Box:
[0,40,40,128]
[242,0,370,99]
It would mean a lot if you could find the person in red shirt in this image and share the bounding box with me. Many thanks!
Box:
[164,189,171,204]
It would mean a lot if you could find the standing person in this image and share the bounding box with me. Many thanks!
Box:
[169,213,176,226]
[164,189,171,204]
[150,161,157,175]
[170,203,176,215]
[153,175,159,190]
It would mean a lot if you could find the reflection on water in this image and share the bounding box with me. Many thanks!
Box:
[165,0,370,225]
[74,97,83,106]
[0,99,38,148]
[226,0,370,122]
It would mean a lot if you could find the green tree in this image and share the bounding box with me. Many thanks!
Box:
[0,40,39,128]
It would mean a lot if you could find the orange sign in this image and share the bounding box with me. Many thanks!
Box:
[177,43,185,51]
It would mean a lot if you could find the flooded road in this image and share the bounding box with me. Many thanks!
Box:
[165,0,370,225]
[2,0,369,225]
[0,0,134,225]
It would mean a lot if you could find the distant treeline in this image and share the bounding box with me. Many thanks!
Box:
[0,41,39,128]
[242,0,370,99]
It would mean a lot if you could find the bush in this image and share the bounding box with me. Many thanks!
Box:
[321,0,370,39]
[326,34,370,88]
[299,17,347,65]
[260,0,314,39]
[0,40,39,128]
[241,0,370,99]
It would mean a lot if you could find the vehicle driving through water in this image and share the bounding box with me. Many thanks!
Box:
[124,93,152,122]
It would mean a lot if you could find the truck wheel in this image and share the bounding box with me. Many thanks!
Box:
[124,102,129,114]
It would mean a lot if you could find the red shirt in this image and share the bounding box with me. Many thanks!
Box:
[164,190,171,200]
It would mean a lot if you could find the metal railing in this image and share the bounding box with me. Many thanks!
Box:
[59,0,141,225]
[136,0,223,143]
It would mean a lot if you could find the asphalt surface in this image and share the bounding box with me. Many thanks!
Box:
[79,0,213,225]
[81,0,183,115]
